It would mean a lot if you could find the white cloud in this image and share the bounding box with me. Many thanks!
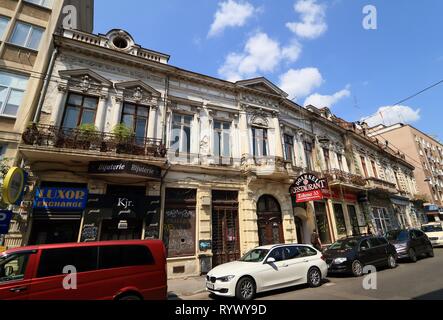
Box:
[208,0,256,37]
[304,86,351,107]
[286,0,327,39]
[218,32,302,81]
[278,67,323,100]
[364,105,421,127]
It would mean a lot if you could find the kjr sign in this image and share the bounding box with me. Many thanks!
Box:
[290,174,328,203]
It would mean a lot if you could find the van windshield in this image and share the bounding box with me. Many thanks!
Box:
[240,249,269,263]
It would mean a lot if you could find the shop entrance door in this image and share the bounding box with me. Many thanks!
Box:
[212,191,240,268]
[257,195,284,246]
[99,219,143,241]
[294,217,304,244]
[29,219,81,245]
[314,202,332,244]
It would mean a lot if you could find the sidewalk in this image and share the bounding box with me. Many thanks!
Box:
[167,276,207,299]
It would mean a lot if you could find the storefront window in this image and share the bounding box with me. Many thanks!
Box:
[333,204,347,238]
[314,202,332,244]
[163,188,197,258]
[347,205,360,236]
[372,207,392,235]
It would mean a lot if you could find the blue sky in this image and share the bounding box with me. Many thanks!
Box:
[95,0,443,140]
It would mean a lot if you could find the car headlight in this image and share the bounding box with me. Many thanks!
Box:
[333,258,347,264]
[218,275,235,282]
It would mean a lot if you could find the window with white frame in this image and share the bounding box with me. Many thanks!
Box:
[213,121,231,158]
[0,16,10,40]
[9,21,44,50]
[252,127,268,157]
[24,0,53,9]
[170,113,192,153]
[0,71,28,117]
[372,207,392,234]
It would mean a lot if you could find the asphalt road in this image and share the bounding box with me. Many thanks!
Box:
[181,248,443,300]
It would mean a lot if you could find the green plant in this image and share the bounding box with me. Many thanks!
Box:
[112,124,133,141]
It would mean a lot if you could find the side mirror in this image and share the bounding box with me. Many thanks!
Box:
[266,257,276,264]
[5,266,13,277]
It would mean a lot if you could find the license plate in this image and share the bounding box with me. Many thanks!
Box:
[207,283,215,290]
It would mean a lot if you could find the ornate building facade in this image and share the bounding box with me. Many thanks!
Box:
[10,28,420,278]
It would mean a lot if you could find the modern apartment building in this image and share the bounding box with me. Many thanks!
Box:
[0,0,94,247]
[12,27,421,278]
[369,123,443,222]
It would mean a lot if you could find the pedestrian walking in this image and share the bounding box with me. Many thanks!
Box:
[311,229,323,252]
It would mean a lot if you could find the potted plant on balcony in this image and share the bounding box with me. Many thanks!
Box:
[22,122,40,145]
[77,124,98,150]
[112,124,133,154]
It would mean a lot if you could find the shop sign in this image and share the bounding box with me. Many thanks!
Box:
[199,240,212,251]
[0,210,13,235]
[290,174,328,203]
[2,167,26,205]
[322,189,358,203]
[34,188,88,210]
[88,161,161,179]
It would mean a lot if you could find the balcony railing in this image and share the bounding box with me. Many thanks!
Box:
[21,124,167,158]
[324,169,368,188]
[366,177,398,194]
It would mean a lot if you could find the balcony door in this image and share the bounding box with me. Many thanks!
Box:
[121,102,149,144]
[61,93,98,129]
[257,195,284,246]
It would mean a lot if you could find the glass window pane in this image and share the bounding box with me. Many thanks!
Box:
[138,106,149,118]
[28,26,44,50]
[68,94,83,106]
[63,107,80,129]
[0,72,28,91]
[223,132,230,157]
[171,124,181,151]
[173,114,181,124]
[184,115,193,125]
[83,97,98,110]
[10,23,30,47]
[122,114,134,129]
[123,104,135,115]
[3,89,24,116]
[214,132,220,157]
[81,110,95,125]
[0,16,10,40]
[0,86,8,107]
[183,126,191,153]
[214,121,221,130]
[135,118,147,139]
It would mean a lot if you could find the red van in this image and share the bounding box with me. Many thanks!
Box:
[0,240,167,300]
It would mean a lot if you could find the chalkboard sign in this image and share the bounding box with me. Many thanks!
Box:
[163,189,197,258]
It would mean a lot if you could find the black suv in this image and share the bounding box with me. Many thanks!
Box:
[323,235,398,277]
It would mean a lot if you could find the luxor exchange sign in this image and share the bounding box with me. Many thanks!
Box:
[290,174,328,203]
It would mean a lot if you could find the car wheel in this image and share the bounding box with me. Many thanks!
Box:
[307,267,322,288]
[235,277,256,301]
[427,246,435,258]
[117,294,142,301]
[352,260,364,277]
[408,248,417,263]
[387,255,397,269]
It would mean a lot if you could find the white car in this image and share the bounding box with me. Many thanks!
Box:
[422,222,443,247]
[206,244,328,300]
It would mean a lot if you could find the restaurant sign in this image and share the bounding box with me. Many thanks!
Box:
[290,174,328,203]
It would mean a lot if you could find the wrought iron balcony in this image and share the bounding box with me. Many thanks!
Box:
[21,124,167,158]
[323,169,368,188]
[366,177,398,194]
[240,155,289,176]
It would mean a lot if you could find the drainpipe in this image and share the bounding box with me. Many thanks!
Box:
[161,75,170,144]
[33,47,58,123]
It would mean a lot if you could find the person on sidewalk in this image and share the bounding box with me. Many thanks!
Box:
[311,229,323,252]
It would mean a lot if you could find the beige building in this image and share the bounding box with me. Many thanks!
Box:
[12,26,422,278]
[369,123,443,221]
[0,0,93,247]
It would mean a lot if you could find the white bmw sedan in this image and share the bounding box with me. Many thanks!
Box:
[206,244,328,300]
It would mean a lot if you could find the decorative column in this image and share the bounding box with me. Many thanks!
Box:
[147,104,158,140]
[111,96,123,130]
[50,84,68,127]
[95,90,109,132]
[239,104,249,157]
[272,111,284,158]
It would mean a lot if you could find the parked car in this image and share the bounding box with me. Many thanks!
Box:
[206,244,328,301]
[385,229,434,262]
[422,222,443,247]
[323,236,397,277]
[0,240,167,300]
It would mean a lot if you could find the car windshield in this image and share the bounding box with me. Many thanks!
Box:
[240,249,269,262]
[328,239,358,250]
[422,225,443,233]
[386,230,409,242]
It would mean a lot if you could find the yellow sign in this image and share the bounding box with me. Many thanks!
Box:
[2,167,25,205]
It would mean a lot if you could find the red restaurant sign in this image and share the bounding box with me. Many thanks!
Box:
[290,174,328,203]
